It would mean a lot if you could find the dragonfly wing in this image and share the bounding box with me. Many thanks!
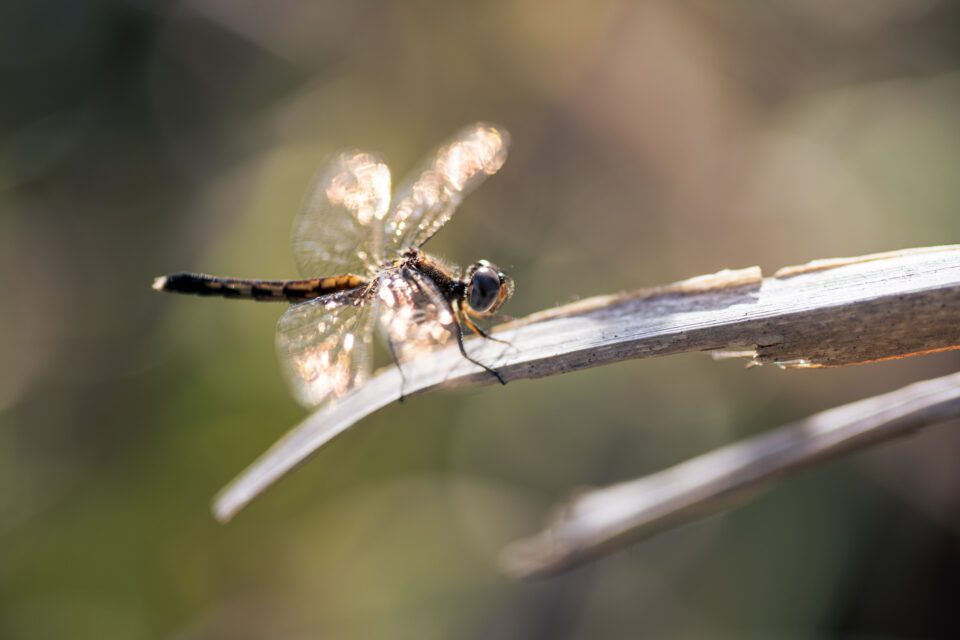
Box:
[383,123,509,254]
[292,151,392,277]
[276,288,377,408]
[375,267,459,363]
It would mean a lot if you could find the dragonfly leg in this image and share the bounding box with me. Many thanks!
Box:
[460,312,513,347]
[401,265,506,386]
[385,336,409,402]
[453,311,506,385]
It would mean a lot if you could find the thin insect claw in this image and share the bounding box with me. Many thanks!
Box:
[469,358,507,385]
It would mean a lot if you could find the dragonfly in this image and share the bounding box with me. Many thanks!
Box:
[153,123,514,407]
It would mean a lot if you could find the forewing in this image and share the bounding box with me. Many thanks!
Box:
[292,151,391,277]
[383,123,509,253]
[276,288,377,408]
[376,268,459,363]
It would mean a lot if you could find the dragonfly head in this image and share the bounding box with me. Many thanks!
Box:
[463,260,513,317]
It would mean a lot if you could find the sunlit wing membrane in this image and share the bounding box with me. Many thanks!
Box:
[383,123,509,254]
[292,151,392,277]
[276,289,377,408]
[376,268,459,363]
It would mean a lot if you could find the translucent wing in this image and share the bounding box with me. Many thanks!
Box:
[383,123,509,255]
[276,288,377,408]
[375,267,459,363]
[292,151,392,277]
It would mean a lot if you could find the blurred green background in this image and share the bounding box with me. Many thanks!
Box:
[3,1,960,638]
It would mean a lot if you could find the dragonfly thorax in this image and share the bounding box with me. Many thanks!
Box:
[398,249,512,318]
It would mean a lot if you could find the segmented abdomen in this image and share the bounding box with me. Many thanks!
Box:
[153,272,367,302]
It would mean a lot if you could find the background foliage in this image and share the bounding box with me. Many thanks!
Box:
[2,1,959,638]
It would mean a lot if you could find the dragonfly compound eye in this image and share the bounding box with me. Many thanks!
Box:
[467,265,503,314]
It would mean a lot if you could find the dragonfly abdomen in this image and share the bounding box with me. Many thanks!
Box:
[152,272,367,303]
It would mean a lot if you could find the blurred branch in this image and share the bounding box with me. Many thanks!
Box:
[500,370,960,579]
[214,245,960,522]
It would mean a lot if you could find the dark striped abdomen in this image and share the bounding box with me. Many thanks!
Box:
[152,272,367,302]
